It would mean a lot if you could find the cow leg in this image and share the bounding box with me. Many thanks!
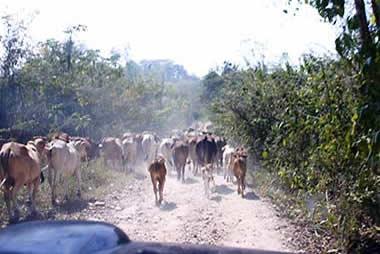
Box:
[26,183,33,205]
[181,165,185,183]
[49,169,58,205]
[241,175,246,198]
[203,177,210,199]
[151,175,158,205]
[237,176,241,195]
[30,178,40,216]
[75,168,82,198]
[176,167,181,181]
[4,189,13,221]
[10,183,22,222]
[158,177,165,205]
[63,176,69,201]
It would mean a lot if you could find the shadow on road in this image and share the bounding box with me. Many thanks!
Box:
[211,195,222,202]
[244,191,260,200]
[184,178,198,185]
[160,201,177,212]
[214,184,234,195]
[57,198,89,214]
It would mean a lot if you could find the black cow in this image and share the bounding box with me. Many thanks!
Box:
[195,135,217,176]
[214,136,227,172]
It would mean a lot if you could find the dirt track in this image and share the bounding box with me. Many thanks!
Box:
[80,164,297,253]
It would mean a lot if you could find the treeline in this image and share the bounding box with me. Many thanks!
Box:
[0,18,203,144]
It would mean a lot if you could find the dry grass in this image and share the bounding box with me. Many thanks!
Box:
[0,158,132,228]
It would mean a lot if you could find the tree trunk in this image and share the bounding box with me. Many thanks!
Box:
[371,0,380,29]
[354,0,372,52]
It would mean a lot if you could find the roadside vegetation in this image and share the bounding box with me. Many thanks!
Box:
[204,1,380,253]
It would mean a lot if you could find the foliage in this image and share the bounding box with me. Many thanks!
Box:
[207,56,379,252]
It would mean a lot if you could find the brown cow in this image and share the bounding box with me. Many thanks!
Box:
[186,136,199,176]
[231,148,248,198]
[172,141,189,183]
[148,155,167,205]
[99,137,125,171]
[0,138,47,222]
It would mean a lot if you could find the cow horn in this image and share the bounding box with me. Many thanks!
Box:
[0,178,6,189]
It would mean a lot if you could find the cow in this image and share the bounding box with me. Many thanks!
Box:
[147,155,167,205]
[51,131,70,143]
[222,144,235,183]
[231,148,248,198]
[172,141,189,183]
[201,163,216,199]
[158,137,178,171]
[70,137,100,163]
[195,134,217,175]
[46,139,81,205]
[214,136,227,172]
[141,132,160,163]
[72,139,90,163]
[99,137,125,171]
[121,132,134,141]
[122,137,138,172]
[186,136,199,176]
[0,138,47,222]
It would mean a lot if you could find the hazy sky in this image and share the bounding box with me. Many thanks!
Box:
[1,0,337,77]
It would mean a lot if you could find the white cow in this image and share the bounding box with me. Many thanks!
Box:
[122,137,138,172]
[222,144,235,183]
[46,139,81,205]
[158,137,177,171]
[141,132,160,163]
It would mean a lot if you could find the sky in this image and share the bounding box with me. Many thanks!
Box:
[0,0,338,77]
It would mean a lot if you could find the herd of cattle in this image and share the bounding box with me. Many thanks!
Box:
[0,128,248,223]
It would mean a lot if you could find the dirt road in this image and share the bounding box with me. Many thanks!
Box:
[81,164,296,253]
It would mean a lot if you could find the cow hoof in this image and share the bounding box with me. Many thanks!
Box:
[30,211,41,219]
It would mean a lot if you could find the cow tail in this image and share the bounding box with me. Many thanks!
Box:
[0,148,11,188]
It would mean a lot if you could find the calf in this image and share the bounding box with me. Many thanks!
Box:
[46,139,81,205]
[148,156,167,205]
[172,141,189,183]
[201,163,216,199]
[231,149,248,198]
[0,138,47,222]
